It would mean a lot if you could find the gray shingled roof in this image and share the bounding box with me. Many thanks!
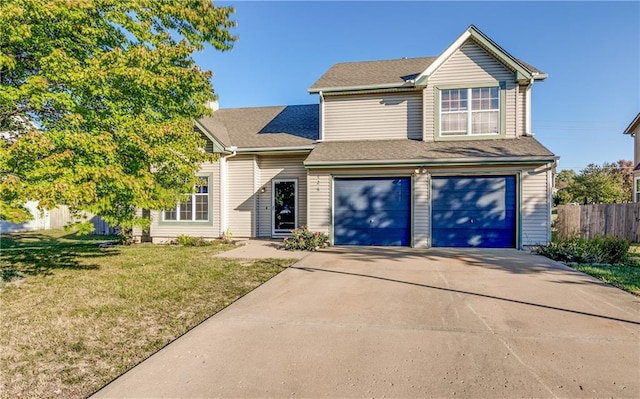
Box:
[309,57,437,91]
[304,137,556,165]
[197,105,319,149]
[309,42,545,92]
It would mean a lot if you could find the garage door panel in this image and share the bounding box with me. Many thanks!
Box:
[333,209,410,229]
[334,177,410,246]
[432,176,516,248]
[432,228,514,247]
[335,227,409,246]
[432,210,515,229]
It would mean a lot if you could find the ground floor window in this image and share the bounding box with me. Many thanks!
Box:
[635,176,640,203]
[163,177,209,221]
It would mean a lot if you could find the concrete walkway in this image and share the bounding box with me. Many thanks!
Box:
[93,247,640,398]
[213,239,309,260]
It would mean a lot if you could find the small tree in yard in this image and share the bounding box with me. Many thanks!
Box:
[0,0,236,231]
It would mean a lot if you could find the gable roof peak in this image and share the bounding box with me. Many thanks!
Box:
[415,25,546,86]
[308,25,546,93]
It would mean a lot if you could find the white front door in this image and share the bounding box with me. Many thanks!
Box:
[272,179,298,236]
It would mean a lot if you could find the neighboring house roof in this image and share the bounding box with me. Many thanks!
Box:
[197,105,319,150]
[304,137,557,167]
[309,25,545,93]
[623,112,640,135]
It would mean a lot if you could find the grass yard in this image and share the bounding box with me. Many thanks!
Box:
[0,230,295,399]
[574,264,640,295]
[574,243,640,296]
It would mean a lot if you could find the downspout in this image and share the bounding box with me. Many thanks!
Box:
[525,78,534,136]
[220,146,237,236]
[319,91,325,142]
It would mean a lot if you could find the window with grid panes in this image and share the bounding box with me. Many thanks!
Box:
[441,87,499,136]
[163,177,209,221]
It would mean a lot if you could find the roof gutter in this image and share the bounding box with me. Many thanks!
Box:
[308,82,414,94]
[236,145,315,155]
[304,155,559,169]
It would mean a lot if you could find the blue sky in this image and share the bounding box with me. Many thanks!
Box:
[193,1,639,172]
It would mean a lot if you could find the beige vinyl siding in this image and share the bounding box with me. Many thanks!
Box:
[323,92,423,141]
[413,172,430,247]
[424,40,517,141]
[227,155,257,238]
[256,155,308,237]
[307,170,332,234]
[149,161,221,242]
[521,165,553,246]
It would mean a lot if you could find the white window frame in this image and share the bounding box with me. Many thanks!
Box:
[163,177,210,222]
[635,176,640,203]
[440,87,500,136]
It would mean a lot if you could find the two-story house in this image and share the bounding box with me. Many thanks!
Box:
[624,113,640,202]
[147,25,558,248]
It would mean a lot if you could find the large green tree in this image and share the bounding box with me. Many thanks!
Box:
[569,162,628,204]
[0,0,235,229]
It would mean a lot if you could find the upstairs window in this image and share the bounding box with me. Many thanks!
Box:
[440,87,500,136]
[163,177,209,222]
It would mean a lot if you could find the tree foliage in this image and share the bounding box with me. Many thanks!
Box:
[554,161,632,205]
[0,0,236,229]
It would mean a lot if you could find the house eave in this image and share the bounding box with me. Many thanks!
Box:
[236,145,315,155]
[304,156,559,169]
[623,113,640,135]
[194,119,231,154]
[308,82,414,94]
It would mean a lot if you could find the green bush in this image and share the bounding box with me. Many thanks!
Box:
[282,227,329,251]
[175,235,211,246]
[535,236,630,265]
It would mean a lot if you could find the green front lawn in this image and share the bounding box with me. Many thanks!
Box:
[577,243,640,295]
[574,264,640,295]
[0,230,295,399]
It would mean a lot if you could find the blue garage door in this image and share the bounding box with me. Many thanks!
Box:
[334,177,411,246]
[431,176,516,248]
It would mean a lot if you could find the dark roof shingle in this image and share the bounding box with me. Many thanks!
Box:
[304,137,556,165]
[197,105,319,149]
[309,57,437,91]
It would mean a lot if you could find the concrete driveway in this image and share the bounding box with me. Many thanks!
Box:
[93,248,640,398]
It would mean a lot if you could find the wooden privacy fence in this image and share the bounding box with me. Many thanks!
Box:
[556,203,640,242]
[49,206,116,235]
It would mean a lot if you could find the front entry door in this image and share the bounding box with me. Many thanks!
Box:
[272,179,297,235]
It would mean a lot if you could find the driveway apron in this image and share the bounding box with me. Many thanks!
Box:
[93,248,640,398]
